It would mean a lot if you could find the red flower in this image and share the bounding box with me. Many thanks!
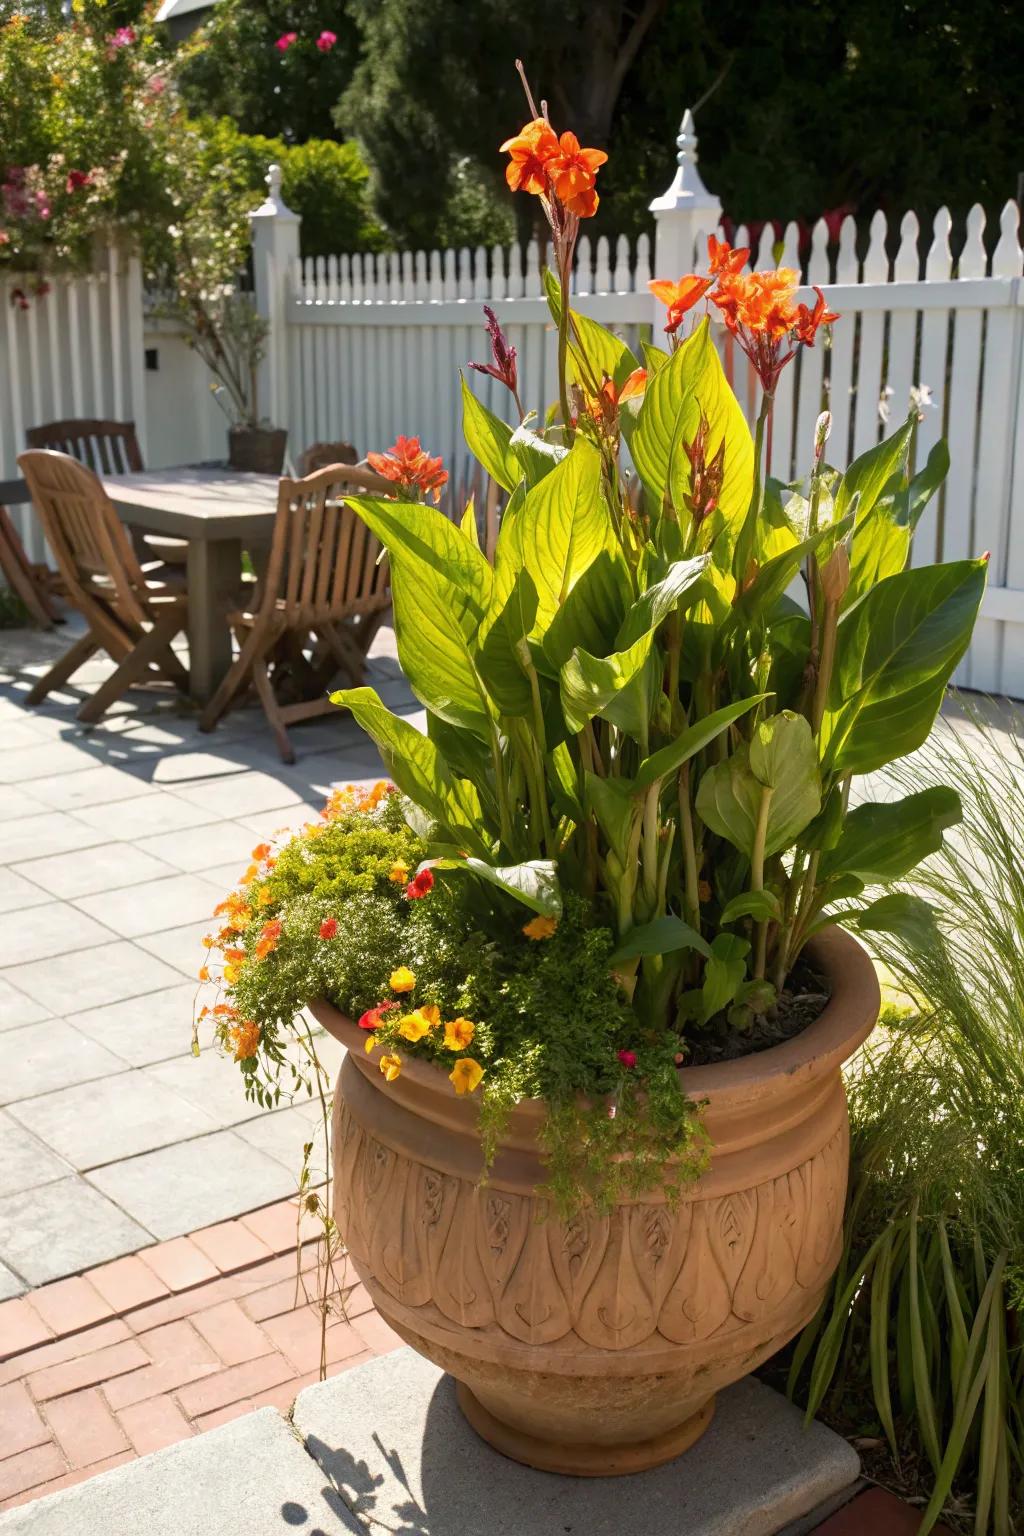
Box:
[366,435,448,502]
[357,1001,397,1031]
[66,170,91,194]
[316,29,337,50]
[275,31,297,52]
[617,1049,637,1069]
[319,917,338,940]
[707,234,749,277]
[794,286,840,346]
[405,868,435,900]
[468,305,519,403]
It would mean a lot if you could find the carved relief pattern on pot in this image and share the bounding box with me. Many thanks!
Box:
[334,1104,848,1353]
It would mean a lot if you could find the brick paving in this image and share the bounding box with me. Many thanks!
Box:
[0,1196,402,1511]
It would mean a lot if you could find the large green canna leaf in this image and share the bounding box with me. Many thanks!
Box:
[820,786,962,884]
[697,712,821,860]
[615,555,709,648]
[543,268,640,392]
[476,568,538,717]
[492,437,612,637]
[330,687,490,854]
[541,549,633,674]
[631,319,753,542]
[822,559,987,774]
[509,421,569,488]
[611,916,711,964]
[634,695,766,791]
[560,632,655,735]
[388,562,493,738]
[347,495,491,618]
[446,856,562,916]
[584,771,640,863]
[460,374,520,493]
[835,418,915,524]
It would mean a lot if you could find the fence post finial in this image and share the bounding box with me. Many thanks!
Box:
[649,108,722,297]
[250,163,301,430]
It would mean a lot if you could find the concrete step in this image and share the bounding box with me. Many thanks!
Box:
[1,1347,859,1535]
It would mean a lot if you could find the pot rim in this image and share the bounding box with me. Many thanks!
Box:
[311,925,879,1122]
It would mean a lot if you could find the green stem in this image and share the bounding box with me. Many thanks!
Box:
[641,782,660,915]
[557,250,573,441]
[811,599,839,738]
[734,390,773,588]
[678,763,700,933]
[751,784,773,980]
[489,720,515,855]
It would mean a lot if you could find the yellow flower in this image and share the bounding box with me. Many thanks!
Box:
[389,966,416,993]
[388,860,410,885]
[450,1058,484,1095]
[240,863,258,886]
[523,915,558,941]
[256,887,273,907]
[379,1053,402,1082]
[364,1033,378,1054]
[224,962,241,984]
[398,1006,440,1043]
[443,1016,475,1051]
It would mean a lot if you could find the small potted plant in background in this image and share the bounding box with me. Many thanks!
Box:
[178,286,286,473]
[201,68,985,1477]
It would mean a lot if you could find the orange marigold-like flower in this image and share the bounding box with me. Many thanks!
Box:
[366,436,448,503]
[398,1006,440,1043]
[228,1019,260,1062]
[649,275,714,336]
[256,887,274,907]
[500,116,559,195]
[388,860,410,885]
[523,915,558,940]
[251,843,272,862]
[546,130,607,218]
[254,919,282,961]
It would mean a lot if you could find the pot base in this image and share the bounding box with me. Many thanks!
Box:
[455,1380,716,1477]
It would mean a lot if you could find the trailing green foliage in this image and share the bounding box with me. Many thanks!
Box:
[789,709,1024,1534]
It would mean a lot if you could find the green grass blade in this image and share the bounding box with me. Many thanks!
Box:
[870,1222,901,1463]
[908,1202,943,1475]
[974,1269,1005,1535]
[939,1217,969,1396]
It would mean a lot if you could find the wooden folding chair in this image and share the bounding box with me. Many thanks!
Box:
[16,449,189,723]
[0,504,64,627]
[198,463,392,763]
[26,418,187,566]
[297,440,358,476]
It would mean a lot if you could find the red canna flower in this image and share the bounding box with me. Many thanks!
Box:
[707,234,749,277]
[617,1049,638,1069]
[319,917,338,940]
[357,1000,398,1030]
[794,286,840,346]
[546,131,608,219]
[366,435,448,503]
[500,117,559,196]
[468,305,520,410]
[405,868,435,900]
[649,275,714,336]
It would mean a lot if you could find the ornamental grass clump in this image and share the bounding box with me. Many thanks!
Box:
[204,70,984,1220]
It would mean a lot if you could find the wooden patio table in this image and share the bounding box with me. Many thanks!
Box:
[102,466,280,703]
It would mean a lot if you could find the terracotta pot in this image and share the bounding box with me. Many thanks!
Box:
[311,926,879,1477]
[227,425,287,475]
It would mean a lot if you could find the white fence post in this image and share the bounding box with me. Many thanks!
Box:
[250,165,301,434]
[649,109,722,288]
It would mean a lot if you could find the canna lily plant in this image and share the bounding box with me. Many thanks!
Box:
[330,80,986,1050]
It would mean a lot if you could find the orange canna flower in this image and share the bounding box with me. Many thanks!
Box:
[649,275,714,336]
[500,116,559,195]
[794,286,840,346]
[366,436,448,503]
[546,131,608,219]
[707,234,749,277]
[585,367,647,426]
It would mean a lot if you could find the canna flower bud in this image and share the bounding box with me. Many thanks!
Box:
[819,543,851,604]
[814,411,832,467]
[468,305,519,401]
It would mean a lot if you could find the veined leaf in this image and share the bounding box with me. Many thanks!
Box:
[835,418,915,524]
[907,440,949,531]
[476,568,538,717]
[460,498,480,549]
[631,319,753,543]
[460,375,520,494]
[822,559,987,774]
[541,549,633,674]
[611,916,711,964]
[634,695,766,791]
[640,338,669,375]
[547,740,584,821]
[584,772,640,863]
[510,421,569,488]
[560,633,654,735]
[460,856,562,916]
[347,494,491,618]
[388,562,492,738]
[720,890,782,924]
[697,712,821,860]
[820,786,962,885]
[494,437,612,636]
[543,267,640,392]
[615,555,709,648]
[330,687,489,854]
[855,892,939,950]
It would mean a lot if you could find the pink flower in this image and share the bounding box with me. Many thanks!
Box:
[148,76,167,96]
[111,26,135,48]
[275,31,297,52]
[316,29,337,51]
[66,169,91,193]
[617,1049,637,1070]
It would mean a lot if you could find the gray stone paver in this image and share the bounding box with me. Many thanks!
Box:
[88,1129,297,1240]
[0,615,404,1290]
[65,982,198,1067]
